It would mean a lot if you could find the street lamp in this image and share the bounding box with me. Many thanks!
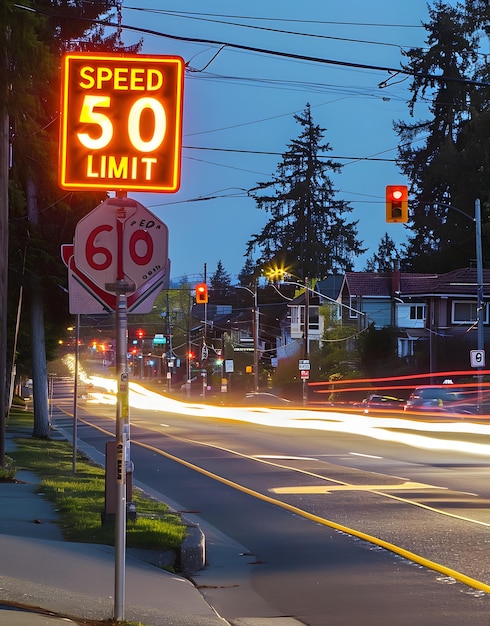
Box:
[430,199,484,408]
[236,284,259,391]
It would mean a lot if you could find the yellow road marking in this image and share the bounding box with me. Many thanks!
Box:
[271,481,446,494]
[52,402,490,594]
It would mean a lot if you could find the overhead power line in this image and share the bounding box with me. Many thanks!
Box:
[123,7,424,29]
[14,4,490,88]
[123,7,412,51]
[183,145,395,162]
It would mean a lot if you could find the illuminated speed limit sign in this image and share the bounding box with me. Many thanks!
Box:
[59,52,184,192]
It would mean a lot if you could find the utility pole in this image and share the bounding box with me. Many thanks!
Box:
[303,276,309,405]
[253,281,259,391]
[0,50,8,466]
[475,199,484,411]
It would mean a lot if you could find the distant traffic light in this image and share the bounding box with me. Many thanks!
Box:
[195,283,208,304]
[386,185,408,223]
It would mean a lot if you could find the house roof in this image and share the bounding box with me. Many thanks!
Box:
[342,272,433,297]
[316,275,344,300]
[343,268,490,298]
[403,268,490,296]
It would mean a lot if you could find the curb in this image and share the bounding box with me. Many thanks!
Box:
[51,424,206,573]
[180,523,206,573]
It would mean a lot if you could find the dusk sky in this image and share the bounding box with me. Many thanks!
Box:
[116,1,453,283]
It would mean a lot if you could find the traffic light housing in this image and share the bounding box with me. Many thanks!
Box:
[386,185,408,223]
[195,283,208,304]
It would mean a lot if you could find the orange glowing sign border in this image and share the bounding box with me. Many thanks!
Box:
[59,52,184,193]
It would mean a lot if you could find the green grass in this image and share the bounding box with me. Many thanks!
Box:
[6,407,186,553]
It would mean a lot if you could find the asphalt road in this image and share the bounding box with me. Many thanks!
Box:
[51,379,490,625]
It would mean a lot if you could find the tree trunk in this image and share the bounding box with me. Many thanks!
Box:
[27,178,49,439]
[0,103,8,463]
[30,277,50,438]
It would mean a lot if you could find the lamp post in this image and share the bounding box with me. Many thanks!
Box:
[236,284,259,391]
[431,200,484,409]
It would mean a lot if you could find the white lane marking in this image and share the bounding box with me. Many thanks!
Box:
[350,452,383,459]
[254,455,317,461]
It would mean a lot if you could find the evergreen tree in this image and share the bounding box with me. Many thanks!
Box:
[246,104,364,279]
[5,1,123,439]
[210,260,232,296]
[395,1,487,272]
[238,254,257,287]
[364,233,399,272]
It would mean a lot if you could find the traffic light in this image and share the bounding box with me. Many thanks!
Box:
[195,283,208,304]
[386,185,408,223]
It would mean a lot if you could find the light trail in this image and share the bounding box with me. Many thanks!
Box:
[54,366,490,595]
[73,368,490,457]
[61,357,490,455]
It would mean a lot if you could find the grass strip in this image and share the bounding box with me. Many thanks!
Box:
[6,407,186,553]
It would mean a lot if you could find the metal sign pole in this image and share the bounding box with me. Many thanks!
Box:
[112,281,131,621]
[72,313,79,474]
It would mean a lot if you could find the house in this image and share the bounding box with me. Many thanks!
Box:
[340,267,490,370]
[171,267,490,384]
[277,276,344,361]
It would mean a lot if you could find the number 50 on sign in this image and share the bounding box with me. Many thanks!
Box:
[59,52,184,193]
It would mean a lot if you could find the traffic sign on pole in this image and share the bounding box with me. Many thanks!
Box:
[59,52,184,192]
[63,197,170,314]
[470,349,486,368]
[74,197,168,292]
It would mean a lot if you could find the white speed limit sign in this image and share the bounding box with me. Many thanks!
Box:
[470,349,486,368]
[74,198,168,293]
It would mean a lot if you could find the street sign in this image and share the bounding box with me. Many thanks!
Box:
[59,52,184,192]
[63,197,170,314]
[74,197,168,292]
[299,359,310,370]
[470,349,486,368]
[300,370,310,379]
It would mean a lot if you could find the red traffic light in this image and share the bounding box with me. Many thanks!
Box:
[195,283,208,304]
[386,185,408,223]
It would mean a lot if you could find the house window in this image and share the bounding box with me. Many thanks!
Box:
[308,306,319,331]
[451,301,488,324]
[410,304,425,321]
[349,296,359,319]
[398,337,415,357]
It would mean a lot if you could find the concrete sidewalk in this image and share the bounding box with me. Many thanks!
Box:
[0,432,227,626]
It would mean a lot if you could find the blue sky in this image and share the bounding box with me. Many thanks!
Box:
[118,1,450,283]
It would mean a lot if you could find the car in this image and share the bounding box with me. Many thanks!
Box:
[241,392,292,407]
[361,394,405,414]
[404,386,476,414]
